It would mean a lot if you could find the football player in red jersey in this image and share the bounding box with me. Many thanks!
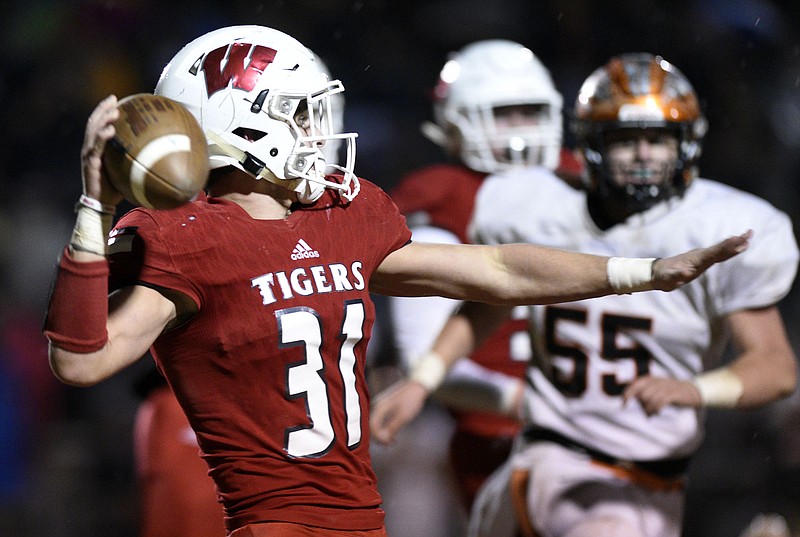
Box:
[130,49,345,537]
[375,40,565,532]
[44,26,749,537]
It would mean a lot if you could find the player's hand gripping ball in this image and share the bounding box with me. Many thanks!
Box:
[103,93,210,210]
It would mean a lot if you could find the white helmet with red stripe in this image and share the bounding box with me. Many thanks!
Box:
[155,25,358,203]
[426,39,563,173]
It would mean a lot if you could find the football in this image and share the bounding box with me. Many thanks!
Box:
[103,93,210,210]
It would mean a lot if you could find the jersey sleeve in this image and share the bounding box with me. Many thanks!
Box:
[107,209,202,308]
[390,165,483,243]
[356,180,412,268]
[710,206,798,315]
[469,168,568,247]
[468,174,514,246]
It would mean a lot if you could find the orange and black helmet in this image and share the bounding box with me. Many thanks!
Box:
[571,53,707,215]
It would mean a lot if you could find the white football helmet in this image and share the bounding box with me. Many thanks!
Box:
[425,39,563,173]
[155,25,358,203]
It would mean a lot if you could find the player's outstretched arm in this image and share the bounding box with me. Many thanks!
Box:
[369,230,752,444]
[371,230,752,304]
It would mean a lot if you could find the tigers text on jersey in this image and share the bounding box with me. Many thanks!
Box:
[108,180,411,532]
[471,169,798,461]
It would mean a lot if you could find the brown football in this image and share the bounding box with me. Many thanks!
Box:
[103,93,210,210]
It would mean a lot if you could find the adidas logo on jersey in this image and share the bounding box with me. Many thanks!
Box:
[291,239,320,260]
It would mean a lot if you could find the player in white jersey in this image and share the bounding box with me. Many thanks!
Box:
[371,53,799,537]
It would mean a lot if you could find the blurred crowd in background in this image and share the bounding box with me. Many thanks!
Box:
[1,1,799,536]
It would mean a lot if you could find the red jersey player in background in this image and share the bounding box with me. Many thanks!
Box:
[133,367,225,537]
[373,40,571,534]
[44,25,749,537]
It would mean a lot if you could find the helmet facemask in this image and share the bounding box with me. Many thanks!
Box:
[583,124,696,218]
[240,81,358,202]
[453,101,563,173]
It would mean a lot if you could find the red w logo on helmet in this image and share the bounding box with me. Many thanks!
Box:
[202,43,277,96]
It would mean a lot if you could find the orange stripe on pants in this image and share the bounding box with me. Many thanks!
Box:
[510,468,541,537]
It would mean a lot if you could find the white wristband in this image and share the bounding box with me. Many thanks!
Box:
[70,205,113,256]
[607,257,656,294]
[409,351,448,393]
[693,368,744,408]
[76,194,116,215]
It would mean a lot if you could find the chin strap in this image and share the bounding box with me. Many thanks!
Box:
[206,131,304,190]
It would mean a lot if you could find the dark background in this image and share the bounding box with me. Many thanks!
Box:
[1,1,799,536]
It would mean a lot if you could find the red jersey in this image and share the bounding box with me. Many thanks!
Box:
[109,180,411,532]
[391,163,483,244]
[391,164,528,437]
[134,383,226,537]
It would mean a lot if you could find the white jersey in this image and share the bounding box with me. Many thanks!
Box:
[471,169,798,461]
